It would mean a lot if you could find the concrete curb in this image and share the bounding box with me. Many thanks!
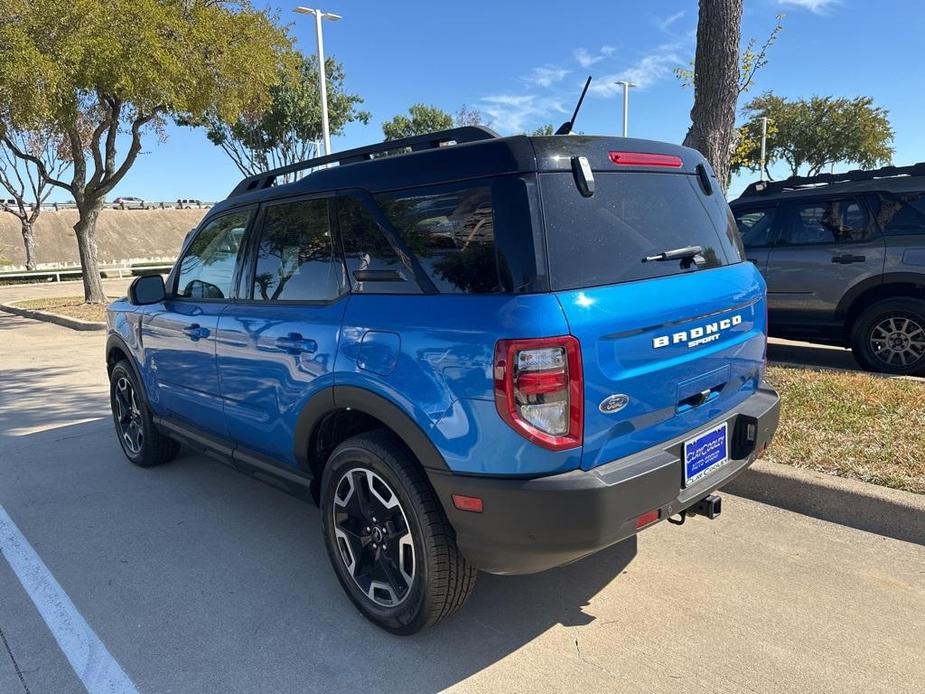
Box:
[0,302,106,331]
[724,459,925,546]
[770,359,925,383]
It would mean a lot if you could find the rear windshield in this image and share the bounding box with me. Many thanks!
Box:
[540,172,744,290]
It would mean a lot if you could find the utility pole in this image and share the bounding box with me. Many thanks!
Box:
[295,7,342,157]
[759,116,769,182]
[616,80,637,137]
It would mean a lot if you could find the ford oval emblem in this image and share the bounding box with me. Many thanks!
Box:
[599,394,629,414]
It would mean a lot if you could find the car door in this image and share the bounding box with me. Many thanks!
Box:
[142,208,254,440]
[764,196,886,323]
[215,196,349,467]
[732,204,780,277]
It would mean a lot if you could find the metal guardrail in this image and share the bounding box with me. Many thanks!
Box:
[46,202,215,211]
[0,262,174,284]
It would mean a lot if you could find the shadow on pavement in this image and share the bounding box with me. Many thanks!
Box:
[1,419,637,693]
[0,365,110,444]
[767,341,860,371]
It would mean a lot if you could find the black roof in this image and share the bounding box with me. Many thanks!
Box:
[208,127,710,218]
[735,162,925,203]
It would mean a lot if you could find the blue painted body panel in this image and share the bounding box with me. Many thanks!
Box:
[214,299,348,464]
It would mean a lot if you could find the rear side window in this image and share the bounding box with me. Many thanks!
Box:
[175,210,251,299]
[540,172,743,290]
[375,185,502,294]
[783,198,877,245]
[338,196,424,294]
[251,198,346,302]
[875,191,925,235]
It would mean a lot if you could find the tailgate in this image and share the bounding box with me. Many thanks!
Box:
[556,263,767,470]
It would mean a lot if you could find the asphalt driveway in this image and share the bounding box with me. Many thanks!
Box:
[0,310,923,693]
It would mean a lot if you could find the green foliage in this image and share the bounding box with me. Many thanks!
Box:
[0,0,293,131]
[382,104,454,140]
[676,13,784,95]
[0,0,294,302]
[529,124,555,136]
[735,93,895,178]
[193,52,370,179]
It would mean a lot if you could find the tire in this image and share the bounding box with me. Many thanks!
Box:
[320,430,477,634]
[109,360,180,467]
[851,298,925,376]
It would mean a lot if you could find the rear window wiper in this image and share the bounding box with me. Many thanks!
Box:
[643,245,705,269]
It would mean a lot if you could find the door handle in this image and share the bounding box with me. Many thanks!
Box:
[832,254,866,264]
[182,323,209,341]
[275,333,318,354]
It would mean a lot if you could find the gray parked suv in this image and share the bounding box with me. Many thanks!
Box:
[731,163,925,375]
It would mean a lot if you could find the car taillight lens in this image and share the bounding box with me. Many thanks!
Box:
[494,336,583,451]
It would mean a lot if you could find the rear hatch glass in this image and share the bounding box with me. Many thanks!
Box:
[540,171,744,290]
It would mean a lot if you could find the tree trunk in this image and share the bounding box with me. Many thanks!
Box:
[20,220,37,271]
[74,203,106,303]
[683,0,743,190]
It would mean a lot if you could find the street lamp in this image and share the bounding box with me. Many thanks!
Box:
[294,6,342,157]
[615,80,637,138]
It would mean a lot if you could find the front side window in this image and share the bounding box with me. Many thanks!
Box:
[376,186,502,294]
[251,199,345,302]
[175,210,251,299]
[734,208,777,248]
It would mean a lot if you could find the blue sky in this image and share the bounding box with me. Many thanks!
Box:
[91,0,924,203]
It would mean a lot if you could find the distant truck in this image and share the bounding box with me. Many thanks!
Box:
[176,199,204,209]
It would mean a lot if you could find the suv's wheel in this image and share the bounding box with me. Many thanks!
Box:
[320,430,477,634]
[851,298,925,375]
[109,360,180,466]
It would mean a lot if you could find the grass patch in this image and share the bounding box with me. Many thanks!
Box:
[765,364,925,494]
[15,296,110,323]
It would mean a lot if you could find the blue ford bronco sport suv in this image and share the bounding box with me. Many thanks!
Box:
[107,127,780,633]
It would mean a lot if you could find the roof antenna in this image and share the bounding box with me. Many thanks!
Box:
[555,76,592,135]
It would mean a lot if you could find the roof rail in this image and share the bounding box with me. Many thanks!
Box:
[740,161,925,197]
[228,126,499,198]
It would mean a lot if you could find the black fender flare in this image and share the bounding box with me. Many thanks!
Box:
[293,385,450,473]
[105,333,150,404]
[835,272,925,319]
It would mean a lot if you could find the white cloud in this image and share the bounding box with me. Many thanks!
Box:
[656,10,686,32]
[778,0,840,13]
[479,94,567,134]
[588,42,687,94]
[574,47,604,69]
[525,65,571,88]
[600,45,616,56]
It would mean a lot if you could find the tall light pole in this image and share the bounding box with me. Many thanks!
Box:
[759,116,769,182]
[295,6,342,157]
[616,80,637,137]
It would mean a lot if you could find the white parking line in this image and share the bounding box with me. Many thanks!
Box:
[0,506,137,694]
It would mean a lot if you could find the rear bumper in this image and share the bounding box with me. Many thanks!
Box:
[427,382,780,574]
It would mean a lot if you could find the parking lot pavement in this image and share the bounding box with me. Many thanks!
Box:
[767,337,862,371]
[1,311,924,694]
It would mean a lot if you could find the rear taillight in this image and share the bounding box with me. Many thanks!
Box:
[608,151,683,168]
[494,336,583,451]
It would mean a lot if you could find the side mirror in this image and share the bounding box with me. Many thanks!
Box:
[128,274,166,305]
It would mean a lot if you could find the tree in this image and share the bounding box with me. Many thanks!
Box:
[192,53,370,182]
[735,93,894,178]
[0,0,292,302]
[382,104,454,140]
[0,128,70,270]
[454,105,487,128]
[682,0,744,189]
[675,14,783,96]
[529,124,555,136]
